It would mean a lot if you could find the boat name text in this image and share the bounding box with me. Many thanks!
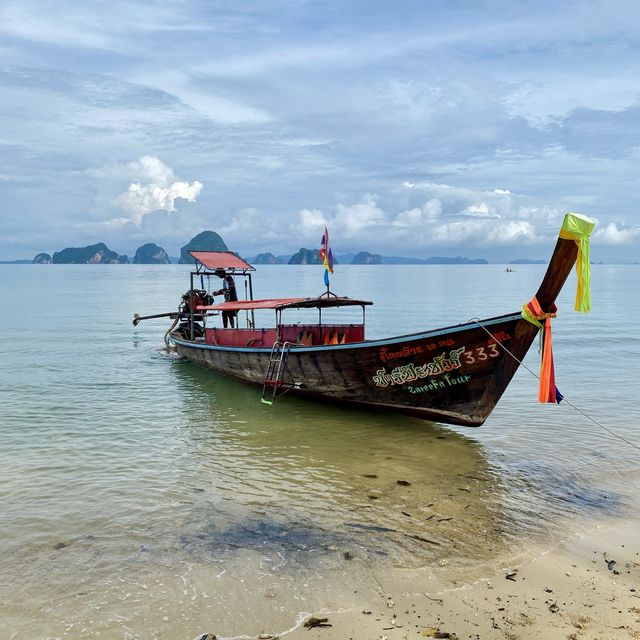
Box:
[372,347,466,387]
[407,373,471,394]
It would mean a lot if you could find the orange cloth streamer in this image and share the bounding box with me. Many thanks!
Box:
[522,296,559,403]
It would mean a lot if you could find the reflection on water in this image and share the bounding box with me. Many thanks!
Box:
[170,359,513,566]
[172,358,625,558]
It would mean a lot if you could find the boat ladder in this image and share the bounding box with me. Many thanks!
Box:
[261,341,297,405]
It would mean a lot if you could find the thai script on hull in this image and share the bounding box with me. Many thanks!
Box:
[372,347,466,387]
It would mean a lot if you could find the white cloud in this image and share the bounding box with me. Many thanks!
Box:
[461,202,501,218]
[290,186,550,251]
[502,74,640,129]
[0,2,199,53]
[74,217,130,231]
[0,4,115,49]
[115,156,203,225]
[431,220,537,246]
[281,138,332,148]
[219,207,286,244]
[486,220,537,244]
[138,71,273,124]
[298,208,329,236]
[335,195,385,233]
[393,199,442,226]
[594,222,640,245]
[225,186,551,255]
[401,181,497,203]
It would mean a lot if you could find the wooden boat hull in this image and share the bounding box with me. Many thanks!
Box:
[164,222,593,427]
[171,312,538,426]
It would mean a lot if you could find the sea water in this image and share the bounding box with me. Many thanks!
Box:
[0,263,638,638]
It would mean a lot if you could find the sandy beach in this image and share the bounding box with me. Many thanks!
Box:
[205,519,640,640]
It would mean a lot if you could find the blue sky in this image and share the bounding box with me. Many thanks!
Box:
[1,0,639,261]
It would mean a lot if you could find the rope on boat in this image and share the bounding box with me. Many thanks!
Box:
[164,314,181,348]
[469,317,640,452]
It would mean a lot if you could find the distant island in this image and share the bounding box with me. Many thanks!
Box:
[250,252,286,264]
[133,243,170,264]
[20,230,537,266]
[352,251,382,264]
[178,231,228,264]
[288,247,340,265]
[50,243,127,264]
[30,232,227,265]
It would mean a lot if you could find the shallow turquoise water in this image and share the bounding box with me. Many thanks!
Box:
[0,263,638,638]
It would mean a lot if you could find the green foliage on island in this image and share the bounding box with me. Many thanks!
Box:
[32,253,52,264]
[133,243,170,264]
[288,248,320,264]
[352,251,382,264]
[179,231,228,264]
[250,252,286,264]
[52,243,127,264]
[288,248,340,265]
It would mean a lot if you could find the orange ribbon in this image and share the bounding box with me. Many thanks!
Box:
[522,296,559,403]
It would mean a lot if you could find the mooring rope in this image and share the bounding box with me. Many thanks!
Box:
[164,313,181,348]
[469,317,640,451]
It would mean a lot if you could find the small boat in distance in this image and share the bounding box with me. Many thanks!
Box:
[134,213,594,427]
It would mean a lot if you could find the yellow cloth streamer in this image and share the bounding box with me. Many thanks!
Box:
[559,212,595,313]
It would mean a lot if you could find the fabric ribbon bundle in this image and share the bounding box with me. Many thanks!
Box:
[522,296,561,403]
[522,212,595,403]
[559,212,595,314]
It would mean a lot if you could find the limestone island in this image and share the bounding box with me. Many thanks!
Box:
[33,253,52,264]
[178,231,228,264]
[289,248,340,265]
[133,243,170,264]
[49,243,127,264]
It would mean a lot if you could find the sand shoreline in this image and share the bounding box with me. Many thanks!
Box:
[206,519,639,640]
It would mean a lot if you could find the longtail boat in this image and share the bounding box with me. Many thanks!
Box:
[135,213,594,427]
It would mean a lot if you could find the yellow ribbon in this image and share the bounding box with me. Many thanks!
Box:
[558,212,595,314]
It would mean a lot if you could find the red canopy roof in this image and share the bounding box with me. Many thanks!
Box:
[196,296,373,312]
[189,251,254,271]
[197,298,306,311]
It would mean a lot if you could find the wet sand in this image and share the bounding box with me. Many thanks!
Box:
[201,519,640,640]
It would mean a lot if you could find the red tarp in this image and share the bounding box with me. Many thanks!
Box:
[189,251,254,271]
[197,298,307,311]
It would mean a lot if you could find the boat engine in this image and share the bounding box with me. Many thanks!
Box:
[180,289,214,317]
[176,289,214,339]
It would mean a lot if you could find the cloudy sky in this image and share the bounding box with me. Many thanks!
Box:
[1,0,640,261]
